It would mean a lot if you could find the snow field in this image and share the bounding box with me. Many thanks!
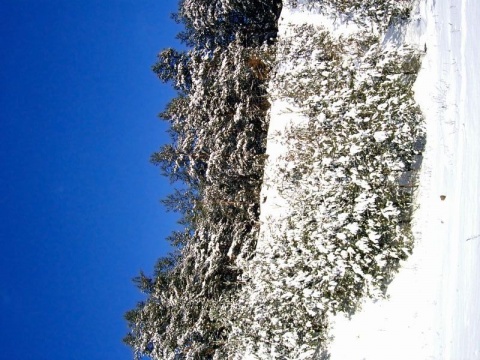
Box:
[253,0,479,358]
[328,0,480,358]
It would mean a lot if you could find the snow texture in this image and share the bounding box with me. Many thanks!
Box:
[242,1,424,358]
[253,0,479,358]
[328,0,480,359]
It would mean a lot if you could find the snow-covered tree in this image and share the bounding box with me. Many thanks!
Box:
[126,0,424,358]
[125,1,280,359]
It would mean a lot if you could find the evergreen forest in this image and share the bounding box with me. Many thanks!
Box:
[124,0,282,359]
[124,0,425,359]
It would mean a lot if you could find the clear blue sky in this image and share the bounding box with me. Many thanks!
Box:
[0,1,182,359]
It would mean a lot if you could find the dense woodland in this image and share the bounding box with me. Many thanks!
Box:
[124,0,423,359]
[124,0,282,359]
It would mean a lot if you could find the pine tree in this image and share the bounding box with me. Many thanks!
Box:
[125,0,281,358]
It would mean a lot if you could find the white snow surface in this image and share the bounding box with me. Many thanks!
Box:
[260,0,480,359]
[327,0,480,359]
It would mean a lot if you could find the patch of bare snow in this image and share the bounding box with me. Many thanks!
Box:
[256,6,362,253]
[257,99,308,251]
[279,4,364,39]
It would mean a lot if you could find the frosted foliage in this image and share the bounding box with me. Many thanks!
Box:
[232,6,424,358]
[127,38,273,360]
[287,0,411,31]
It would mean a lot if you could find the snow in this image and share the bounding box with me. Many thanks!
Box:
[256,99,309,251]
[255,0,479,358]
[278,4,363,38]
[373,131,388,143]
[327,0,480,359]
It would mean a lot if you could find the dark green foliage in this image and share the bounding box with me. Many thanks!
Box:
[152,49,191,92]
[124,0,281,359]
[175,0,282,49]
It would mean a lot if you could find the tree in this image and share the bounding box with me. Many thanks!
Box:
[125,0,281,358]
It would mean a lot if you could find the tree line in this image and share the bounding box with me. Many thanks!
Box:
[124,1,282,359]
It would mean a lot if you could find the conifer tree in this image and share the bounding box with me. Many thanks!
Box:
[124,0,281,359]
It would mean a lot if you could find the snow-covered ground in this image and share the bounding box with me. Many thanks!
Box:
[258,0,479,358]
[328,0,480,358]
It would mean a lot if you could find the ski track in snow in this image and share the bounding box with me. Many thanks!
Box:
[328,0,480,359]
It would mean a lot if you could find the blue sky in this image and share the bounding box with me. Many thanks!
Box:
[0,1,182,359]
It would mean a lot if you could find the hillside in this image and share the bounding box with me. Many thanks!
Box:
[328,0,480,358]
[240,0,424,358]
[125,0,479,359]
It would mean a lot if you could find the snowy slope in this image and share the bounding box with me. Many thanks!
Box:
[258,0,479,359]
[328,0,480,359]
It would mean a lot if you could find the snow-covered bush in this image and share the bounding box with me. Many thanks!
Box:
[286,0,411,31]
[232,3,424,358]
